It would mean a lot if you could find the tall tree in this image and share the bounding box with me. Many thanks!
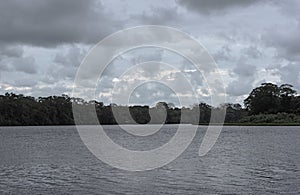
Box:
[279,84,296,112]
[244,83,297,115]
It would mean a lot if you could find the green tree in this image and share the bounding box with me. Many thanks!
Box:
[279,84,296,112]
[244,83,297,115]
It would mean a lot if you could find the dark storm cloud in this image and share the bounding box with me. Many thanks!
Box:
[0,0,300,105]
[131,7,181,25]
[263,23,300,61]
[0,0,121,46]
[0,44,23,71]
[177,0,261,14]
[0,44,23,58]
[0,44,37,74]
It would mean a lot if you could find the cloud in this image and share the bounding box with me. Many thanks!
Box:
[42,45,89,87]
[0,0,121,47]
[130,7,181,25]
[0,44,23,58]
[12,75,39,87]
[272,0,300,19]
[213,46,232,62]
[233,61,256,77]
[226,60,257,96]
[242,46,262,59]
[263,23,300,61]
[54,45,87,68]
[0,44,37,74]
[177,0,261,15]
[277,62,300,91]
[129,82,180,106]
[0,44,24,71]
[0,0,300,106]
[11,56,37,74]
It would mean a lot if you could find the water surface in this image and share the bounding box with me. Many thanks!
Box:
[0,125,299,194]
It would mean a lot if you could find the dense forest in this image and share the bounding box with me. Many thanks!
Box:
[0,83,300,126]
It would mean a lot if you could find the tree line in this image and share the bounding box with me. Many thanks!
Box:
[0,83,300,126]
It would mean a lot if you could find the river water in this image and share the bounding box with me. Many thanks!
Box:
[0,125,299,194]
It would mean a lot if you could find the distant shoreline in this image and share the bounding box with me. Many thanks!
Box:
[2,83,300,126]
[208,123,300,126]
[1,123,300,127]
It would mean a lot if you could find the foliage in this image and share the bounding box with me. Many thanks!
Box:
[244,83,298,115]
[0,82,300,126]
[239,113,300,124]
[0,92,235,125]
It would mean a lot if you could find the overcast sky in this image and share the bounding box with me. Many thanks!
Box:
[0,0,300,106]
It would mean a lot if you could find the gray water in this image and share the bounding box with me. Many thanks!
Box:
[0,125,299,194]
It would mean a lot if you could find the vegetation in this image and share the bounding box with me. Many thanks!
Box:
[0,83,300,126]
[244,83,300,115]
[239,113,300,124]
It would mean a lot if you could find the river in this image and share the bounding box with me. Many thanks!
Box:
[0,125,299,194]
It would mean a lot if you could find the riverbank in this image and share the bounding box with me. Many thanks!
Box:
[198,123,300,126]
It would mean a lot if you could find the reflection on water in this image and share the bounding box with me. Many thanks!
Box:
[0,125,299,194]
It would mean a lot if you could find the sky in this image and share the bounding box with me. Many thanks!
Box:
[0,0,300,107]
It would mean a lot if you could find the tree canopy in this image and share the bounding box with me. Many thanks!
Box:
[0,82,299,126]
[244,83,298,115]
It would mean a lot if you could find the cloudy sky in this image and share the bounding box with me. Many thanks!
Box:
[0,0,300,107]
